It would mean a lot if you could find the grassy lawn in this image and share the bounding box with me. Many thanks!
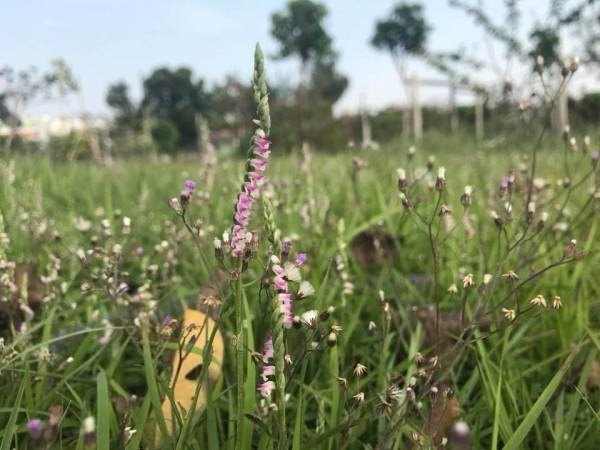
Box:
[1,126,599,449]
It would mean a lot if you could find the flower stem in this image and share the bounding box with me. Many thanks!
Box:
[270,294,287,449]
[233,260,245,450]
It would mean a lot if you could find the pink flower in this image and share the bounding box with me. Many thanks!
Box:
[236,193,253,210]
[250,159,268,172]
[272,264,285,277]
[248,172,266,185]
[244,183,259,197]
[262,335,274,360]
[261,364,275,380]
[273,276,288,291]
[234,213,250,227]
[258,380,275,398]
[279,292,293,328]
[255,137,271,158]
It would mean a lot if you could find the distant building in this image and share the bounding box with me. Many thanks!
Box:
[0,114,108,142]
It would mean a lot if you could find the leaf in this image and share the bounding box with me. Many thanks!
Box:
[0,374,25,450]
[502,339,581,450]
[96,371,111,450]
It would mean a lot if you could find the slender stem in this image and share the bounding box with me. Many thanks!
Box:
[270,297,287,449]
[233,260,245,450]
[427,191,444,357]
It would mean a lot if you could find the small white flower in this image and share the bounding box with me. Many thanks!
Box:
[296,280,315,299]
[300,310,319,326]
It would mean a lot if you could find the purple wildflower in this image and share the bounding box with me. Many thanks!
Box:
[184,179,196,191]
[295,253,307,266]
[27,419,43,440]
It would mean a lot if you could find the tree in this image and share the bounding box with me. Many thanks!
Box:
[371,2,431,137]
[0,62,77,155]
[141,67,211,149]
[371,2,430,77]
[271,0,348,146]
[271,0,334,80]
[106,81,138,131]
[310,57,348,105]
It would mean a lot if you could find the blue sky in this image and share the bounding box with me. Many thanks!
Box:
[2,0,588,117]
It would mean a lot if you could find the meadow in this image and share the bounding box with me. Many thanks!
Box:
[1,51,600,449]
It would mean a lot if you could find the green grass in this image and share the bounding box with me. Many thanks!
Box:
[1,130,599,449]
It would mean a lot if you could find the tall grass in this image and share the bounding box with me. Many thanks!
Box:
[1,54,599,449]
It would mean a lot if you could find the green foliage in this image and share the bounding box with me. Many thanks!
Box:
[47,131,93,161]
[310,57,348,105]
[0,61,78,155]
[528,26,560,67]
[371,2,430,57]
[569,92,600,128]
[150,119,180,155]
[141,67,211,149]
[106,81,138,132]
[271,0,334,67]
[1,125,599,448]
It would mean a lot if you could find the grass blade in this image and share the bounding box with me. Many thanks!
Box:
[96,370,111,450]
[503,339,582,450]
[141,326,172,448]
[0,375,26,450]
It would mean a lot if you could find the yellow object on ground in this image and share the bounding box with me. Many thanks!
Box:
[153,305,224,447]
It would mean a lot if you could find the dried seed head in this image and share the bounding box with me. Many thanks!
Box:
[430,386,439,400]
[327,332,338,347]
[407,145,416,160]
[427,155,435,170]
[530,294,547,308]
[435,166,446,191]
[353,391,365,404]
[490,211,504,227]
[563,124,571,142]
[527,202,536,221]
[502,270,519,281]
[354,363,368,377]
[399,193,412,209]
[460,185,473,207]
[583,136,590,153]
[462,273,474,288]
[561,59,570,78]
[413,352,424,364]
[397,168,408,191]
[537,211,549,230]
[502,308,516,321]
[570,56,579,73]
[552,296,563,309]
[535,55,545,74]
[570,137,577,151]
[444,386,454,399]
